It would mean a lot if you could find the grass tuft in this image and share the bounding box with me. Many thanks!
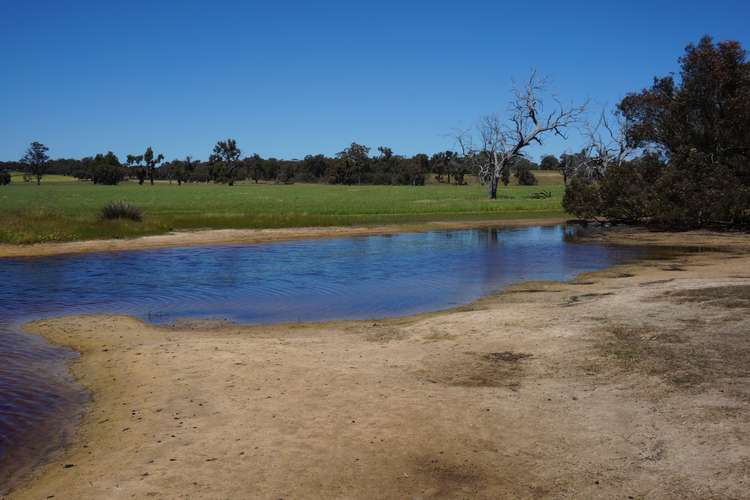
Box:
[99,201,143,222]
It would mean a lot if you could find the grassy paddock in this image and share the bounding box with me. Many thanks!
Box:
[0,172,566,244]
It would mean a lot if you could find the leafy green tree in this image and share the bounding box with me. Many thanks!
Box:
[126,154,146,184]
[20,141,50,185]
[90,152,124,185]
[371,146,397,184]
[336,143,370,184]
[618,36,750,226]
[246,154,265,183]
[143,147,165,185]
[512,158,538,185]
[209,139,241,185]
[170,156,197,185]
[540,155,560,171]
[297,154,327,182]
[431,151,460,183]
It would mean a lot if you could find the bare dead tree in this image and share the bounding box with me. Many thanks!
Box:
[578,108,634,179]
[455,71,586,199]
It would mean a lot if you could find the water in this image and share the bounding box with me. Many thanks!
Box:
[0,224,647,489]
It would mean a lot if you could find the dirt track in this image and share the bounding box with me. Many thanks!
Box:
[8,230,750,499]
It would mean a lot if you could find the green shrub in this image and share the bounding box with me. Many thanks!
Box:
[0,171,10,185]
[99,201,142,222]
[514,165,538,186]
[92,163,124,185]
[563,175,603,220]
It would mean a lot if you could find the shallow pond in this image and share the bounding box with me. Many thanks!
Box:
[0,224,647,489]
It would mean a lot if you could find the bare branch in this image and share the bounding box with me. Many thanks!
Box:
[577,107,635,178]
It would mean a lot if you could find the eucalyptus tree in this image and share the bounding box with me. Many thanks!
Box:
[143,147,165,185]
[126,154,146,184]
[20,141,50,185]
[170,155,197,185]
[209,139,241,185]
[540,154,560,171]
[336,143,370,184]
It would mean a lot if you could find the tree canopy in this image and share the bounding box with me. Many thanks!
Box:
[565,36,750,227]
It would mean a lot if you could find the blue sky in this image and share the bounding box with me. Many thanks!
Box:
[1,0,748,162]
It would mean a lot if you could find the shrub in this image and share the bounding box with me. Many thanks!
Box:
[99,201,142,222]
[514,165,538,186]
[0,171,10,185]
[563,175,603,220]
[92,163,124,185]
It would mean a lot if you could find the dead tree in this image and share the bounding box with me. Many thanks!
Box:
[456,71,585,199]
[578,108,634,179]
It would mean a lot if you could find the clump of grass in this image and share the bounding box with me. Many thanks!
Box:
[100,201,142,222]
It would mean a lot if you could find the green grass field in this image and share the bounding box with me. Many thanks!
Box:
[0,172,566,244]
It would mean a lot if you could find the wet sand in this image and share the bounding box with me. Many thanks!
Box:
[8,230,750,499]
[0,217,568,258]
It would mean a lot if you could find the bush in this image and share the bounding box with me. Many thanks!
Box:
[0,171,10,185]
[563,175,603,220]
[92,163,124,185]
[99,201,142,222]
[514,165,538,186]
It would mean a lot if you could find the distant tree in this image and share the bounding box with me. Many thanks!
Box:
[209,139,241,185]
[429,151,466,185]
[409,153,429,185]
[512,158,538,185]
[371,146,397,184]
[90,152,124,185]
[430,151,459,183]
[336,143,370,184]
[448,154,468,185]
[299,154,327,182]
[245,154,265,183]
[170,156,196,186]
[126,154,146,184]
[540,155,560,171]
[143,147,165,185]
[20,141,50,185]
[0,170,10,185]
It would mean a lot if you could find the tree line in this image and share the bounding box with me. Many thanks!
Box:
[1,142,550,187]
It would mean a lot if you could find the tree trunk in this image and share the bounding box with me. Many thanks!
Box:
[489,177,498,199]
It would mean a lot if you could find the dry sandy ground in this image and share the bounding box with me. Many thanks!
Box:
[8,230,750,499]
[0,217,567,259]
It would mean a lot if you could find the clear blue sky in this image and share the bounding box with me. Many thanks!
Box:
[1,0,748,162]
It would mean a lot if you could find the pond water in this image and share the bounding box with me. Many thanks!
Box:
[0,224,648,490]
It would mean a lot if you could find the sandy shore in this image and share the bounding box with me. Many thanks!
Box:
[0,217,568,258]
[8,230,750,498]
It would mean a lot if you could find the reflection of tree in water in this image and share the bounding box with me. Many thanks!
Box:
[562,224,590,244]
[474,228,503,245]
